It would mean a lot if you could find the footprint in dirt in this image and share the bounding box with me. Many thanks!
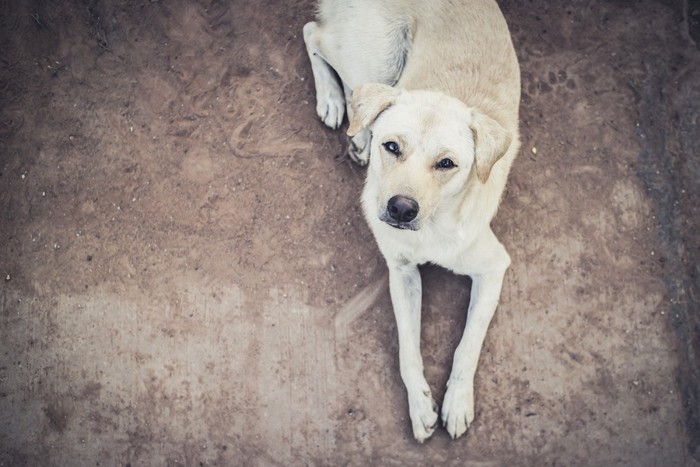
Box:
[522,68,578,105]
[528,69,577,95]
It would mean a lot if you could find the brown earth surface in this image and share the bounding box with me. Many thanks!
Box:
[1,0,699,465]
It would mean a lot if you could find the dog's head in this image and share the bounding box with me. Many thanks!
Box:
[348,83,512,231]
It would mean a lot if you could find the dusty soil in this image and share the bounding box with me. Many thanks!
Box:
[1,0,699,465]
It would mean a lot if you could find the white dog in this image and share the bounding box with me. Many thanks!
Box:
[303,0,520,442]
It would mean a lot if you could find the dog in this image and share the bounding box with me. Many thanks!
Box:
[303,0,520,442]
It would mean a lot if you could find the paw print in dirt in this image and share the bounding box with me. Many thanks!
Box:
[523,69,577,99]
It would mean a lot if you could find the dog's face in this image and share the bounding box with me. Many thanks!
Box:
[348,84,511,231]
[367,91,475,231]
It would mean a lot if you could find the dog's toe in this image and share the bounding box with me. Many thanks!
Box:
[347,144,368,166]
[444,411,469,440]
[409,390,439,443]
[441,379,474,440]
[320,103,344,129]
[316,88,345,129]
[347,131,370,165]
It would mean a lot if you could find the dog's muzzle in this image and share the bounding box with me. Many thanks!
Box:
[380,195,420,230]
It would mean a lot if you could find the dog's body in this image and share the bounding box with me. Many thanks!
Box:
[304,0,520,442]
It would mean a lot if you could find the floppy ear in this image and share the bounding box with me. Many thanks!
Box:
[469,110,512,183]
[347,83,400,136]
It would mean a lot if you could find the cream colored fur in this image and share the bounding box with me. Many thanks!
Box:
[304,0,520,442]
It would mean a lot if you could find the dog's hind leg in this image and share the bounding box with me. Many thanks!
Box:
[340,16,412,165]
[303,21,346,129]
[305,3,413,163]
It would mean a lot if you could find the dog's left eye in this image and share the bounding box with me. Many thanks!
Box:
[383,141,401,156]
[437,158,457,169]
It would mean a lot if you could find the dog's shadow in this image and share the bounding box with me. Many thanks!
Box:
[419,264,473,399]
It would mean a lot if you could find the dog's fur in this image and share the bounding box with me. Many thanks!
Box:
[304,0,520,442]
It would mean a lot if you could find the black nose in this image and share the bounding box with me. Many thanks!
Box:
[387,195,419,223]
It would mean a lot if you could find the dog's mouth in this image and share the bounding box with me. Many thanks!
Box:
[379,213,420,231]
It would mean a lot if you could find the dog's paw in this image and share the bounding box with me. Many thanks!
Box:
[441,378,474,440]
[408,389,439,443]
[347,130,370,165]
[316,83,345,129]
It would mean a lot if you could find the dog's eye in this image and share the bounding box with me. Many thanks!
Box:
[383,141,401,156]
[437,158,457,169]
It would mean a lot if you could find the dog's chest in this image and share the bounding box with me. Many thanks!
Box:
[378,225,472,272]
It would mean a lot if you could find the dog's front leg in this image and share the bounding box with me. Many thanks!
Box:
[441,231,510,439]
[388,261,439,442]
[343,84,371,166]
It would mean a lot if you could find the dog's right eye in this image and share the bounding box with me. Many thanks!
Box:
[383,141,401,156]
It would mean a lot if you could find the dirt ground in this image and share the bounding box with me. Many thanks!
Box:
[1,0,699,465]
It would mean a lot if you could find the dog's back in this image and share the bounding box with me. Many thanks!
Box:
[316,0,519,123]
[397,1,520,131]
